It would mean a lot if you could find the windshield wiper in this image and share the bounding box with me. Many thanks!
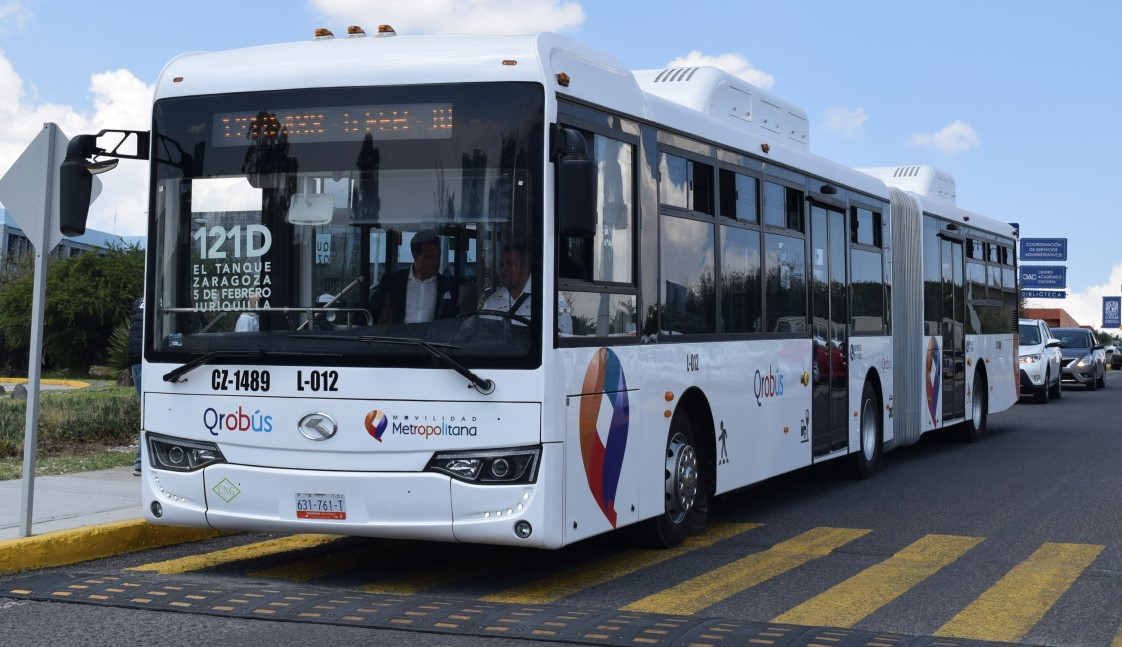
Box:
[163,350,264,383]
[294,334,495,395]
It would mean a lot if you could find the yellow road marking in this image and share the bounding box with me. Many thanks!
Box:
[772,534,983,627]
[248,540,420,582]
[623,526,870,616]
[1112,618,1122,647]
[481,523,760,605]
[936,542,1103,643]
[127,534,342,574]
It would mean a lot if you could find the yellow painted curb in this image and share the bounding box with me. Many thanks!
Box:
[0,519,219,574]
[0,378,90,388]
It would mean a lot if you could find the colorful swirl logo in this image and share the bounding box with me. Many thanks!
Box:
[364,410,389,442]
[579,348,629,527]
[925,337,942,424]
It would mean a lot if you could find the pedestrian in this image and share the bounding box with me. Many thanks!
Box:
[127,296,144,476]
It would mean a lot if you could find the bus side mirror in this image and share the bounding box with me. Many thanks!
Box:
[555,128,597,238]
[60,135,117,237]
[59,129,150,237]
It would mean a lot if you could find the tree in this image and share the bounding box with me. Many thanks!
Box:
[0,244,144,373]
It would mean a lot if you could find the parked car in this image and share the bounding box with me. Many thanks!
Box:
[1108,343,1122,370]
[1018,318,1062,403]
[1051,327,1107,390]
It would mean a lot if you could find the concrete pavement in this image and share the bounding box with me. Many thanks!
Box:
[0,466,218,573]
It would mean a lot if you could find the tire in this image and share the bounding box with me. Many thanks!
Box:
[843,381,882,478]
[960,370,987,443]
[1049,371,1062,399]
[1097,366,1107,388]
[1033,371,1050,404]
[635,411,706,548]
[1087,374,1097,391]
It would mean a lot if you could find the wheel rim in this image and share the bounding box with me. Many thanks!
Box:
[860,397,878,461]
[664,432,698,523]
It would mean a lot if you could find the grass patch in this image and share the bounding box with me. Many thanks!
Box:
[0,445,136,480]
[0,381,139,480]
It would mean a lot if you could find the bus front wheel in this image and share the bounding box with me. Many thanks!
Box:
[636,411,706,548]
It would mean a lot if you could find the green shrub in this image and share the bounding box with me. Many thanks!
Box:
[106,318,131,372]
[0,385,138,457]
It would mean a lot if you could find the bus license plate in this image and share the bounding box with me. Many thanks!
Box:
[295,492,346,520]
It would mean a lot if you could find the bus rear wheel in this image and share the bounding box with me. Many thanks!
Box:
[636,411,706,548]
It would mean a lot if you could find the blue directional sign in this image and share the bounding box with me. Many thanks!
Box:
[1020,265,1067,289]
[1022,289,1066,299]
[1020,238,1067,261]
[1105,297,1121,328]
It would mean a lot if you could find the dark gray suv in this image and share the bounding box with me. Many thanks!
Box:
[1051,327,1107,390]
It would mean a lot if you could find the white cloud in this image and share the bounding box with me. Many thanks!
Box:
[1030,263,1122,330]
[824,106,868,138]
[0,2,31,32]
[907,120,980,154]
[664,51,774,90]
[0,49,153,237]
[309,0,585,35]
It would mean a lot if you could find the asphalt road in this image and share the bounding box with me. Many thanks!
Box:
[3,371,1121,646]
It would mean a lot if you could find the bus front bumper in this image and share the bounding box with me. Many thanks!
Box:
[141,448,562,548]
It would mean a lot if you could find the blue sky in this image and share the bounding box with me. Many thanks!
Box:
[0,0,1118,326]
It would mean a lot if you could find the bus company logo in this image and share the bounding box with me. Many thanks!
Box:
[925,337,942,424]
[753,365,784,407]
[579,347,629,528]
[365,410,480,441]
[203,405,273,436]
[364,410,389,442]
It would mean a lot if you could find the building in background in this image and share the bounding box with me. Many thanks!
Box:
[1023,308,1082,328]
[0,207,145,260]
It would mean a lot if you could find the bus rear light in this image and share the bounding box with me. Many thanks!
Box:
[426,447,540,484]
[376,24,397,37]
[147,433,226,472]
[314,28,335,40]
[347,26,367,37]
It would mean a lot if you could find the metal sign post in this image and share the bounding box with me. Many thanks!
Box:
[0,123,87,537]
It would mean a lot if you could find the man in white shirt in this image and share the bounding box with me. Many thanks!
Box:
[481,243,572,334]
[235,294,260,331]
[369,229,459,324]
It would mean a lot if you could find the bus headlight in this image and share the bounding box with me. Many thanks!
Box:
[147,433,226,472]
[425,447,540,484]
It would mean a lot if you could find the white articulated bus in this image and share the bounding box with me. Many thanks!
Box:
[63,27,1017,548]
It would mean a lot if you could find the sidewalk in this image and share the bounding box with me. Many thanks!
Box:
[0,466,217,573]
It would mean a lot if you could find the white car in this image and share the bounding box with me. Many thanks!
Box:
[1018,318,1062,403]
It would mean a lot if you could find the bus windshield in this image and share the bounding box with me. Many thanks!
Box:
[148,82,544,369]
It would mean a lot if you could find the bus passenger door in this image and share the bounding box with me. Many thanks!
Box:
[941,238,966,420]
[810,204,849,456]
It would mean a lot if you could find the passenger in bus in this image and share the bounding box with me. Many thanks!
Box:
[368,229,460,324]
[235,294,260,332]
[481,243,572,334]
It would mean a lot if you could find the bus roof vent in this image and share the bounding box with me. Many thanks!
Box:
[858,165,956,205]
[634,66,809,149]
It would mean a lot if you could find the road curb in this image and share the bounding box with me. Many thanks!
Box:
[0,519,219,574]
